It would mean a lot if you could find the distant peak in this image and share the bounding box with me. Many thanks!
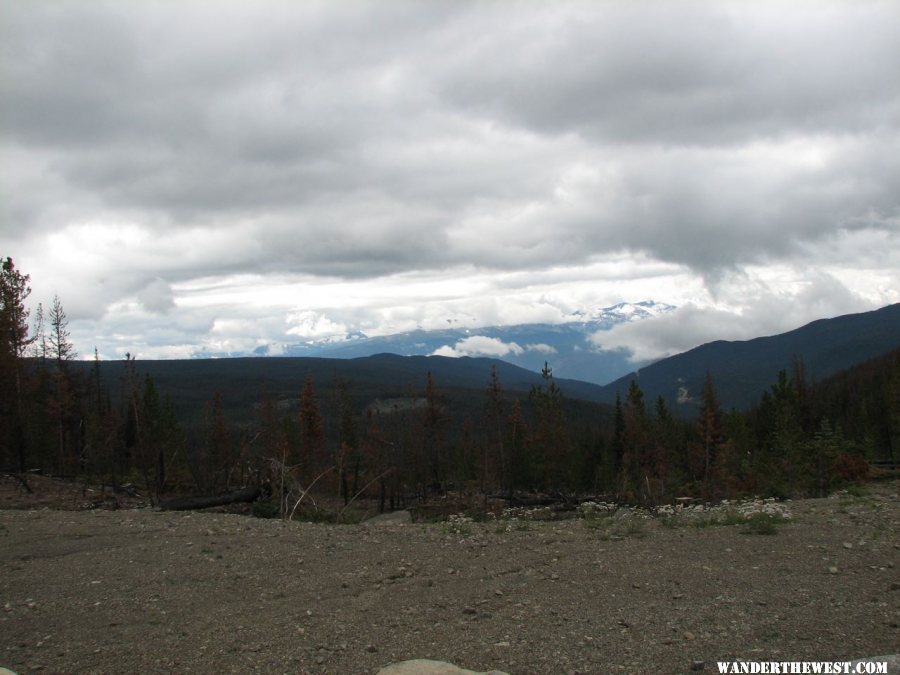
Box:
[584,300,676,322]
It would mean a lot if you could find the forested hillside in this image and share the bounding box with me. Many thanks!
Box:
[601,303,900,412]
[2,257,897,515]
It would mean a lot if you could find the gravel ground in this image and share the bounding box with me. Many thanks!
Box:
[0,480,897,674]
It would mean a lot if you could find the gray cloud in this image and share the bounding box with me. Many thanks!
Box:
[137,278,176,315]
[1,1,898,359]
[591,270,876,362]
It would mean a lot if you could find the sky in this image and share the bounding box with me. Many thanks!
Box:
[1,0,898,364]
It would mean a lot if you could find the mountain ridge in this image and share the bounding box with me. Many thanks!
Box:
[599,302,900,412]
[193,300,676,385]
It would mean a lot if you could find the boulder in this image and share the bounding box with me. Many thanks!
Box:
[376,659,508,675]
[365,510,412,526]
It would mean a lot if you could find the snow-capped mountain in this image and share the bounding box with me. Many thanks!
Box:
[194,301,676,385]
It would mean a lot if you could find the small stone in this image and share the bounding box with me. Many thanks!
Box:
[842,542,853,550]
[828,566,839,574]
[691,660,705,671]
[684,631,695,641]
[550,573,559,581]
[367,645,378,653]
[494,641,511,647]
[494,590,504,596]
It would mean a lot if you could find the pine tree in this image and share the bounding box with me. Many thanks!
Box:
[621,379,650,501]
[610,393,625,491]
[506,398,528,490]
[697,372,723,494]
[335,378,360,504]
[48,295,76,363]
[0,257,33,470]
[205,391,231,492]
[528,362,568,489]
[298,372,325,474]
[484,365,506,493]
[422,372,446,494]
[47,295,77,474]
[29,302,48,361]
[84,347,119,488]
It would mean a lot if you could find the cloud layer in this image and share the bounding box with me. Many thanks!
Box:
[1,1,898,362]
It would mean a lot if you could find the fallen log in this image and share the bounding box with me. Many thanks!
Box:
[486,492,620,508]
[158,486,260,511]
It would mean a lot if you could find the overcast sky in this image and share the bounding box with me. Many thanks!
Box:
[1,0,898,363]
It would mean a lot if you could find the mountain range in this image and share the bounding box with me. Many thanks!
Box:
[599,302,900,412]
[84,303,900,428]
[193,300,675,386]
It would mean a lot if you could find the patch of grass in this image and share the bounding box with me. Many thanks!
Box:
[663,506,789,533]
[688,514,724,528]
[740,513,781,535]
[658,516,683,529]
[492,519,531,533]
[442,514,475,537]
[714,511,754,527]
[844,483,868,498]
[442,522,473,537]
[592,517,648,540]
[291,509,338,524]
[335,506,369,524]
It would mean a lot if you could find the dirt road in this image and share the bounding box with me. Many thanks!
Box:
[1,482,897,674]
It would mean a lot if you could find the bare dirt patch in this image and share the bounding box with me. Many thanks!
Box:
[1,479,897,674]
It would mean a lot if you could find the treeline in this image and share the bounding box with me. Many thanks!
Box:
[2,256,897,511]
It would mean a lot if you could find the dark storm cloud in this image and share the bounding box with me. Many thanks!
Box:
[0,0,898,354]
[438,3,900,144]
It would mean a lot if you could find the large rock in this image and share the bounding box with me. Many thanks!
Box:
[365,510,412,526]
[376,659,508,675]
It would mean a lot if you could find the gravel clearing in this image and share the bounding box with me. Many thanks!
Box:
[1,482,897,674]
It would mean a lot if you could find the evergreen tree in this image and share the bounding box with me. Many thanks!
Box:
[47,295,78,475]
[422,372,447,494]
[204,391,231,492]
[528,362,569,489]
[621,379,651,501]
[610,393,625,492]
[506,398,529,490]
[335,378,360,504]
[0,257,33,470]
[483,365,506,493]
[696,372,724,494]
[29,302,48,361]
[48,295,76,363]
[298,372,325,474]
[84,347,119,488]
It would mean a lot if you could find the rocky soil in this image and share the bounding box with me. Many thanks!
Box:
[1,478,897,674]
